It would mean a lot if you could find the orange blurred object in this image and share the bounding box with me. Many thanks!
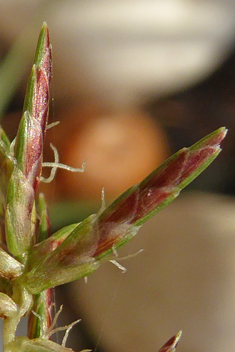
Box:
[45,106,169,201]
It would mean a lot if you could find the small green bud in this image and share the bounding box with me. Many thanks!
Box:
[0,247,23,279]
[0,293,17,318]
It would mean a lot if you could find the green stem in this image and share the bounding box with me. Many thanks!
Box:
[3,283,32,348]
[3,315,21,347]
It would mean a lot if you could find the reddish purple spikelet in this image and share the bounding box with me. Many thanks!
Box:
[158,331,182,352]
[15,23,52,193]
[26,34,51,181]
[5,23,52,256]
[93,127,227,257]
[22,127,227,293]
[33,28,52,130]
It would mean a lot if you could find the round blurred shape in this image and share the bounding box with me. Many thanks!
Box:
[57,109,169,201]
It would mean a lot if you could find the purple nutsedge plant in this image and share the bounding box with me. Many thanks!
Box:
[0,23,227,352]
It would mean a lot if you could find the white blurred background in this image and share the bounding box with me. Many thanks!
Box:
[0,0,235,106]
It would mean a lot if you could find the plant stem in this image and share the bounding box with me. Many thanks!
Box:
[3,283,32,347]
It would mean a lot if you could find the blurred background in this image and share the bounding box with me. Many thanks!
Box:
[1,1,235,351]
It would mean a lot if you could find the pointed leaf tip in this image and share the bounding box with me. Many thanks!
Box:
[158,331,182,352]
[190,126,227,152]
